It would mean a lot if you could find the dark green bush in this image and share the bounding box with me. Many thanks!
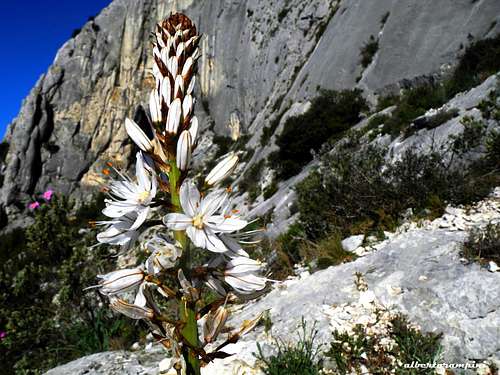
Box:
[239,159,266,202]
[271,89,368,180]
[461,222,500,264]
[445,34,500,97]
[381,83,448,138]
[256,319,321,375]
[0,195,142,373]
[360,35,379,68]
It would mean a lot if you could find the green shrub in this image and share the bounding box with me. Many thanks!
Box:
[0,195,142,373]
[451,116,487,154]
[461,222,500,264]
[326,314,442,375]
[256,319,322,375]
[271,89,368,180]
[239,159,266,202]
[445,34,500,97]
[263,179,279,200]
[381,83,448,138]
[478,82,500,121]
[296,141,494,242]
[301,232,357,270]
[360,35,379,68]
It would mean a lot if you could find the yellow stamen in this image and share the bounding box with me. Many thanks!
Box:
[137,191,150,203]
[192,214,204,229]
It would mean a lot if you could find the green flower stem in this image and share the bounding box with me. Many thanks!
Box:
[169,161,201,375]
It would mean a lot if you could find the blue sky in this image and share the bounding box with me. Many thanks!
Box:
[0,0,112,138]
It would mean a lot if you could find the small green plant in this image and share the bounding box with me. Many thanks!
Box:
[360,35,379,68]
[326,314,442,375]
[451,116,487,154]
[256,319,322,375]
[239,159,266,202]
[263,179,279,199]
[461,222,500,265]
[301,232,357,270]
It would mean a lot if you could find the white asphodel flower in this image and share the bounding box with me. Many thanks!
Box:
[222,257,267,294]
[96,267,145,294]
[96,212,140,249]
[205,152,239,186]
[145,234,182,274]
[163,180,247,252]
[102,152,157,230]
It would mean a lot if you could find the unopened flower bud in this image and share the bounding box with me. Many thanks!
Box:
[205,152,239,186]
[176,130,192,171]
[166,98,182,134]
[109,297,154,320]
[203,306,229,343]
[188,116,199,146]
[149,90,161,124]
[97,267,145,295]
[125,118,153,152]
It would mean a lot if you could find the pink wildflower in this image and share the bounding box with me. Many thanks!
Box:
[0,331,6,340]
[28,201,40,210]
[42,189,54,201]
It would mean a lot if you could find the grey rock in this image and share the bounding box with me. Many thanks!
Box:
[341,234,365,252]
[2,0,500,229]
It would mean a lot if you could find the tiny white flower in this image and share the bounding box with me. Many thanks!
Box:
[163,180,247,252]
[176,130,192,171]
[102,152,157,230]
[205,152,239,186]
[145,234,182,274]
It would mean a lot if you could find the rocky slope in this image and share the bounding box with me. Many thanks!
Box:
[1,0,500,227]
[45,188,500,374]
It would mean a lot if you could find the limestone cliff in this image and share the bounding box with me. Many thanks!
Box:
[1,0,499,226]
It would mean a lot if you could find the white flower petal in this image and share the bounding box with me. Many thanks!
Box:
[136,152,150,191]
[163,213,193,230]
[199,189,227,217]
[206,215,248,233]
[179,180,200,217]
[130,206,149,231]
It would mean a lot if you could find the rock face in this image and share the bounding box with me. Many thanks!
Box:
[44,192,500,374]
[1,0,500,226]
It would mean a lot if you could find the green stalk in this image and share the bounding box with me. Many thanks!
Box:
[169,162,201,375]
